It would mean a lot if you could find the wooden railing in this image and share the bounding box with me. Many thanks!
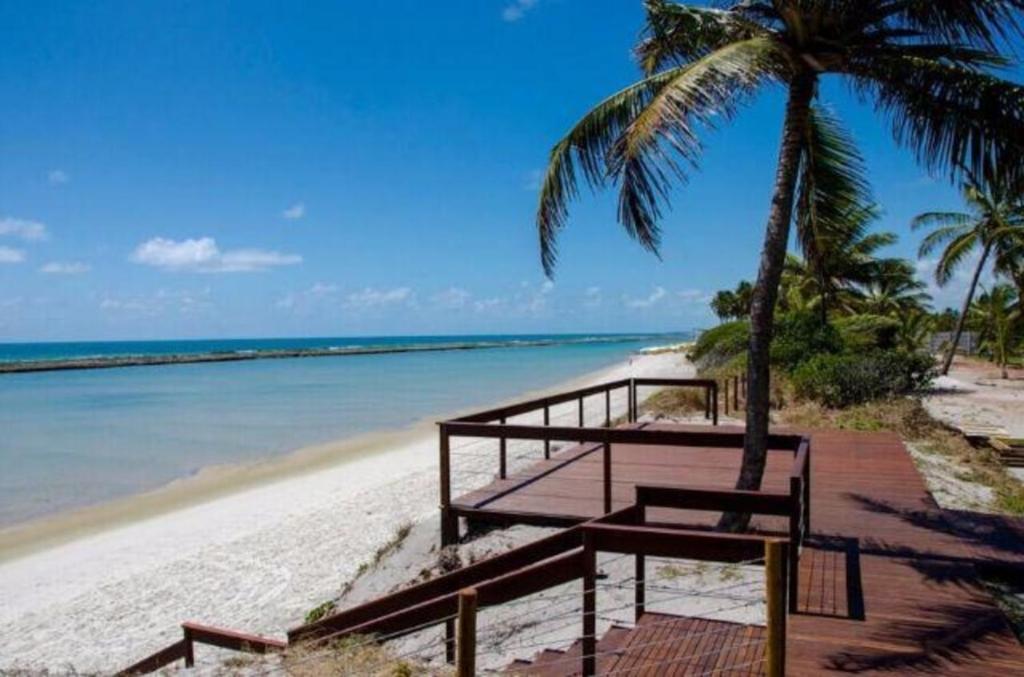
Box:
[438,377,804,546]
[288,489,790,677]
[121,479,805,674]
[116,622,285,676]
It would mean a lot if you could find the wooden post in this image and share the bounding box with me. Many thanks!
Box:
[579,396,585,444]
[635,554,645,622]
[704,385,711,420]
[605,388,611,427]
[803,442,811,534]
[712,383,719,426]
[182,625,195,668]
[734,374,739,410]
[582,535,597,677]
[456,588,478,677]
[629,379,637,422]
[789,475,801,613]
[723,379,730,415]
[543,404,550,459]
[499,417,507,480]
[603,441,612,514]
[439,425,457,547]
[766,539,787,677]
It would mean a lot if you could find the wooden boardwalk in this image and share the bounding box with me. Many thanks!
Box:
[509,614,766,676]
[454,424,1024,675]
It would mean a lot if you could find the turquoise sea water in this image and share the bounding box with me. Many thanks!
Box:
[0,334,680,526]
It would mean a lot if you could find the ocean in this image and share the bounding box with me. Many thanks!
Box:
[0,334,682,526]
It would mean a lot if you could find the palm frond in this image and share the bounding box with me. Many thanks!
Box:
[917,223,971,257]
[935,230,981,285]
[849,54,1024,183]
[636,0,771,74]
[910,211,973,230]
[877,0,1024,50]
[606,36,784,258]
[536,68,683,275]
[794,104,873,283]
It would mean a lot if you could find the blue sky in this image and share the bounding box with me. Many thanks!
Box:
[0,0,1012,341]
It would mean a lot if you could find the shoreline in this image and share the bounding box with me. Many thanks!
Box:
[0,350,659,563]
[0,349,690,671]
[0,334,668,374]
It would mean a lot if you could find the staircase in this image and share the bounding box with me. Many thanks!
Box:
[506,613,766,676]
[507,624,632,675]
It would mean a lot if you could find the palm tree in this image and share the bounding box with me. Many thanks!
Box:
[785,208,906,319]
[970,284,1020,378]
[859,260,932,316]
[913,168,1024,375]
[535,0,1024,500]
[897,310,935,352]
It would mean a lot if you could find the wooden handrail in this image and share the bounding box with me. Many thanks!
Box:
[116,623,284,676]
[451,379,632,422]
[290,525,583,642]
[582,522,771,562]
[636,484,794,516]
[441,421,803,451]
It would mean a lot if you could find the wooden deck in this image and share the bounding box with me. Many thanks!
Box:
[454,423,1024,675]
[509,613,766,676]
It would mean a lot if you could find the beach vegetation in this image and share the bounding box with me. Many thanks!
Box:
[532,0,1024,515]
[914,167,1024,374]
[304,600,337,625]
[969,284,1021,379]
[280,635,447,676]
[710,281,753,320]
[790,350,936,408]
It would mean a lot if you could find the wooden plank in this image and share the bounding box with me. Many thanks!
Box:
[115,638,189,676]
[289,525,582,642]
[181,622,285,653]
[636,484,794,516]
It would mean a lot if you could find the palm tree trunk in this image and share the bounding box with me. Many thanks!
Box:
[941,242,992,375]
[719,73,816,532]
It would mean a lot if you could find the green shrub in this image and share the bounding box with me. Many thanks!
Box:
[835,314,900,352]
[791,350,936,407]
[691,320,749,370]
[770,312,843,373]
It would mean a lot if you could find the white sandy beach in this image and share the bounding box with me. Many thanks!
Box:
[0,350,691,672]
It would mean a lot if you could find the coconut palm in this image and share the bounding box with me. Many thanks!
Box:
[785,209,906,319]
[913,168,1024,375]
[970,284,1020,378]
[536,0,1024,499]
[897,310,936,352]
[859,261,932,316]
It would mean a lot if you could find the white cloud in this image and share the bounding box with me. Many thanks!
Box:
[502,0,539,22]
[473,297,503,313]
[218,248,303,272]
[345,286,413,309]
[48,169,70,185]
[0,217,49,242]
[307,282,339,296]
[916,255,994,311]
[276,282,339,311]
[101,288,212,316]
[131,237,302,273]
[282,202,305,220]
[0,246,25,263]
[625,286,667,309]
[432,287,472,310]
[40,261,90,274]
[584,286,602,308]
